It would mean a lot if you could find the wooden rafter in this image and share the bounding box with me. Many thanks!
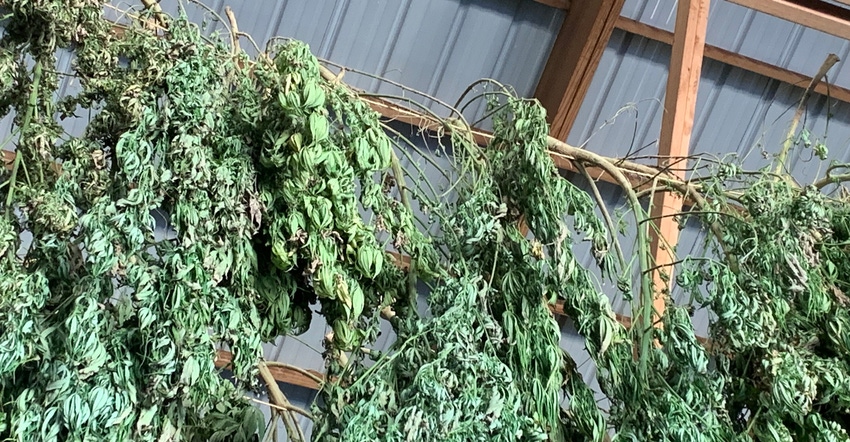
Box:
[649,0,710,324]
[364,93,713,214]
[727,0,850,40]
[214,350,324,391]
[534,0,626,141]
[533,0,571,9]
[616,17,850,103]
[535,0,850,102]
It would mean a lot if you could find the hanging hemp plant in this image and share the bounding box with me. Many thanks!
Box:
[2,1,850,442]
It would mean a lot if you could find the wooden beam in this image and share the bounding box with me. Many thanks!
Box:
[214,350,324,390]
[388,250,411,270]
[534,0,626,140]
[727,0,850,40]
[532,0,571,9]
[362,96,493,146]
[550,300,632,329]
[366,93,715,215]
[649,0,709,325]
[2,150,12,169]
[616,17,850,103]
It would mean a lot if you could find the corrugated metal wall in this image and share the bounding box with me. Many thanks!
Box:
[570,0,850,187]
[106,0,564,122]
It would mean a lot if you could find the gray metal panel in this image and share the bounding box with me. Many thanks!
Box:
[135,0,564,122]
[571,29,850,184]
[567,29,669,160]
[0,47,85,149]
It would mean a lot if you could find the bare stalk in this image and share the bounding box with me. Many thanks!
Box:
[576,162,626,271]
[814,172,850,190]
[225,6,240,55]
[246,396,314,420]
[5,61,42,219]
[389,150,420,314]
[547,142,654,381]
[774,54,839,177]
[258,360,305,442]
[139,0,167,29]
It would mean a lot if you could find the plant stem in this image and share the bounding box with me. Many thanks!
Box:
[245,396,314,419]
[139,0,167,29]
[576,161,626,271]
[814,172,850,190]
[224,6,240,55]
[547,140,653,381]
[774,54,838,177]
[390,149,419,314]
[5,61,42,219]
[258,360,305,442]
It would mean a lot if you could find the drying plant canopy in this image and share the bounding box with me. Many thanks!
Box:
[1,1,849,441]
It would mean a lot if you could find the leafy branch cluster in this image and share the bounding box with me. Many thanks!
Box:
[0,2,418,440]
[0,2,849,442]
[677,175,850,440]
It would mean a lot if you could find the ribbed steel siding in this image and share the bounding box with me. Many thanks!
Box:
[0,47,87,147]
[128,0,564,121]
[18,0,565,137]
[566,29,670,159]
[570,29,850,186]
[622,0,850,90]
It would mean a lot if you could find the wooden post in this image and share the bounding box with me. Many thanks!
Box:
[534,0,626,141]
[650,0,710,325]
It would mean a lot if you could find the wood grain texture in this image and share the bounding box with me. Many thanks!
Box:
[728,0,850,40]
[532,0,571,9]
[214,350,325,390]
[534,0,626,140]
[649,0,710,324]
